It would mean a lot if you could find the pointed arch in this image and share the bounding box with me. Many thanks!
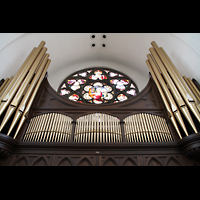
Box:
[13,157,28,166]
[103,158,117,166]
[123,158,137,166]
[78,158,92,166]
[148,157,162,166]
[58,157,72,166]
[32,157,47,166]
[167,157,181,166]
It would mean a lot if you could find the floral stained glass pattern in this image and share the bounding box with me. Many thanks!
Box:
[57,68,139,104]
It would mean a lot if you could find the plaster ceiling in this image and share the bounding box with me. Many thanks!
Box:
[0,33,200,92]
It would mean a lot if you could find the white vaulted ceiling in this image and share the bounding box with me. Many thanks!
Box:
[0,33,200,92]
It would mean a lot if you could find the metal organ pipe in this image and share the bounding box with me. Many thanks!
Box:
[123,113,173,142]
[146,41,200,138]
[73,113,122,143]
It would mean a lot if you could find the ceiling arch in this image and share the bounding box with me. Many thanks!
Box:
[0,33,200,92]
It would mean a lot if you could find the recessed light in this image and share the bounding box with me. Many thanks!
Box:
[90,34,96,39]
[102,34,106,39]
[91,43,96,48]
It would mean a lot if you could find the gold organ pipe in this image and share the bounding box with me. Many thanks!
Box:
[133,114,138,142]
[126,116,130,142]
[42,113,51,142]
[33,115,41,142]
[7,54,49,136]
[149,48,197,133]
[49,113,56,142]
[30,115,38,142]
[0,47,47,132]
[151,41,200,123]
[102,114,105,142]
[135,114,140,142]
[66,116,71,142]
[14,59,51,139]
[147,114,155,142]
[54,113,60,142]
[0,78,9,94]
[160,47,200,109]
[89,114,92,142]
[0,47,37,109]
[61,115,66,142]
[105,114,107,142]
[0,78,9,92]
[182,76,200,102]
[132,115,137,142]
[187,78,200,98]
[45,113,53,142]
[0,41,45,116]
[55,114,61,142]
[185,77,200,103]
[37,114,45,142]
[0,76,14,98]
[58,114,63,142]
[57,114,62,142]
[97,114,99,142]
[147,56,188,136]
[156,116,164,142]
[151,115,158,142]
[147,58,182,139]
[28,115,37,142]
[79,116,82,142]
[144,114,153,142]
[142,113,149,142]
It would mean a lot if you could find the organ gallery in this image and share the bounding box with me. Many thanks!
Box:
[0,40,200,166]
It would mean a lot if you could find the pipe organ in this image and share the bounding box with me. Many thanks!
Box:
[124,113,173,142]
[0,40,200,166]
[74,113,122,143]
[23,113,73,142]
[146,41,200,139]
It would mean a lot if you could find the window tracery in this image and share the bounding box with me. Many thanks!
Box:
[57,68,139,104]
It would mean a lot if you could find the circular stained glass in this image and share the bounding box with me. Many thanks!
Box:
[57,67,139,104]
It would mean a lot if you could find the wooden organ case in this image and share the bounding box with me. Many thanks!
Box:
[0,41,200,166]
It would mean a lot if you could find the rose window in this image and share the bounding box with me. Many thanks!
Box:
[58,68,139,104]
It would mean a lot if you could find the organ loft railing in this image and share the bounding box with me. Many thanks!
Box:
[22,112,174,143]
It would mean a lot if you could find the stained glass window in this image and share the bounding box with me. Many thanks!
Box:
[57,68,139,104]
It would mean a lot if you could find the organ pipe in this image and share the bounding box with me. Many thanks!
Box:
[14,59,51,139]
[147,54,189,136]
[0,41,45,116]
[23,113,73,142]
[7,54,50,136]
[74,113,122,143]
[150,47,197,133]
[146,60,182,139]
[151,41,200,124]
[0,41,51,140]
[146,41,200,138]
[183,76,200,103]
[123,113,173,142]
[0,47,47,132]
[159,47,200,111]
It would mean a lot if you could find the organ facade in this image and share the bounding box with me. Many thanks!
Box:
[0,41,200,166]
